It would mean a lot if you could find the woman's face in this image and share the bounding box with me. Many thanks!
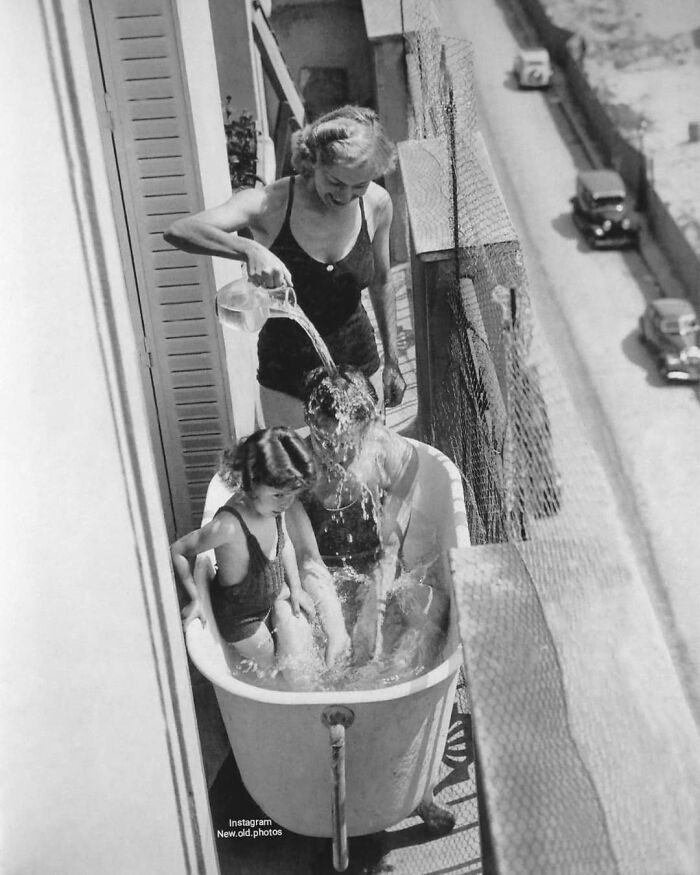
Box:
[312,161,374,208]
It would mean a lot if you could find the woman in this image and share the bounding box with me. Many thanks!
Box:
[164,105,406,427]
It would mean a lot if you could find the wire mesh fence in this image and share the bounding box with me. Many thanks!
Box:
[393,1,685,872]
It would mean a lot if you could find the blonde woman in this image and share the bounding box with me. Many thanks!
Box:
[164,105,405,427]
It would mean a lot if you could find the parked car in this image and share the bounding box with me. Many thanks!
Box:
[571,169,640,248]
[513,48,553,89]
[639,298,700,382]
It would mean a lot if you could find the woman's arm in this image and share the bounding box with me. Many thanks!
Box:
[163,186,293,288]
[366,187,406,407]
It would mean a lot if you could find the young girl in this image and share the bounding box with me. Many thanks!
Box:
[171,428,332,686]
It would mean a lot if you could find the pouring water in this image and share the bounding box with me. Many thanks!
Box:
[216,276,338,376]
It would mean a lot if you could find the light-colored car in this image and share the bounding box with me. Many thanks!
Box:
[513,48,553,89]
[639,298,700,382]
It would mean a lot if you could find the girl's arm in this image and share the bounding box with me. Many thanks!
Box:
[285,501,350,665]
[279,516,311,618]
[379,433,419,555]
[163,187,292,287]
[366,187,405,407]
[170,516,238,610]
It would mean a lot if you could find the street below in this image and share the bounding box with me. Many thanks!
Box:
[440,0,700,722]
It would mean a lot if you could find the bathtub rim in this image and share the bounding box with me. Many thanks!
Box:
[185,439,468,706]
[187,617,464,705]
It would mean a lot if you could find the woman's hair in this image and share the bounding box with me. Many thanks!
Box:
[303,367,379,428]
[291,105,396,179]
[218,427,316,492]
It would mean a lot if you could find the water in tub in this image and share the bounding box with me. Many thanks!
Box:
[228,510,450,692]
[212,309,449,688]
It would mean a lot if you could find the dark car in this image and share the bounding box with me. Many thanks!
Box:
[572,169,640,248]
[639,298,700,382]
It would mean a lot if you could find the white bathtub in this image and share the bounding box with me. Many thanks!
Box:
[185,440,469,838]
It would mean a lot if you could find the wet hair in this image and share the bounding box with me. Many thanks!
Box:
[303,367,379,428]
[291,105,396,179]
[218,427,316,493]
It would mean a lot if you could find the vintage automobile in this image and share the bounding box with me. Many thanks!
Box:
[571,169,640,248]
[639,297,700,382]
[513,48,553,89]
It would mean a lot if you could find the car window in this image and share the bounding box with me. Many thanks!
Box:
[591,195,624,208]
[661,319,682,335]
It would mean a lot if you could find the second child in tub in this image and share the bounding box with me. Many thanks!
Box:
[288,367,421,662]
[170,428,350,688]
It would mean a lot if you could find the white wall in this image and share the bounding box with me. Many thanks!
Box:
[0,3,218,872]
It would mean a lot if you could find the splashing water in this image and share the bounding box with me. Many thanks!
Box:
[225,539,450,692]
[216,278,338,377]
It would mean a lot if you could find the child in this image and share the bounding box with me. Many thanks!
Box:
[171,427,326,687]
[301,367,419,663]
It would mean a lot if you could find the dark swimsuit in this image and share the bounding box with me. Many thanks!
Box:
[210,506,286,644]
[257,175,381,398]
[300,489,382,570]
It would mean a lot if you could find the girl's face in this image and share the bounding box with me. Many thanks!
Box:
[312,161,374,208]
[248,484,303,518]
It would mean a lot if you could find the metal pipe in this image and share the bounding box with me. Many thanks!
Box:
[321,706,355,872]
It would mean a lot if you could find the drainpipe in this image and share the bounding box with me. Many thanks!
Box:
[321,706,356,871]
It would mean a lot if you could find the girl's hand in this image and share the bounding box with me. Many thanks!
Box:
[245,243,293,289]
[181,599,205,628]
[383,359,406,407]
[297,589,317,618]
[289,587,316,619]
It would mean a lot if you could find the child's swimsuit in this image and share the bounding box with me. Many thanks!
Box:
[300,490,382,570]
[210,506,286,643]
[257,175,380,398]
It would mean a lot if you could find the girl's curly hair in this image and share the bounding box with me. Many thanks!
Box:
[219,427,316,493]
[291,105,396,179]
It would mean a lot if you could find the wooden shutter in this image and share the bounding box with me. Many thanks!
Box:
[88,0,234,535]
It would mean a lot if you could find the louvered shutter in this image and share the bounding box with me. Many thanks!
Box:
[90,0,234,535]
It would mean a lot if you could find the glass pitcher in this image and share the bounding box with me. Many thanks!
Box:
[215,277,297,333]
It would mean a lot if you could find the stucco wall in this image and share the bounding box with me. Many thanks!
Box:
[271,0,375,113]
[1,4,217,872]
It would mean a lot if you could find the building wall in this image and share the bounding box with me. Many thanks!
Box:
[271,0,374,115]
[1,3,218,872]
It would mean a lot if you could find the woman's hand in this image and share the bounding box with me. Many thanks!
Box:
[244,241,293,289]
[383,359,406,407]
